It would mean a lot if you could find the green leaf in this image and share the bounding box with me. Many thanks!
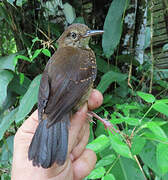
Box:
[146,122,168,141]
[102,0,127,57]
[63,3,76,24]
[103,94,113,104]
[32,37,40,43]
[157,80,168,88]
[114,81,129,98]
[15,75,41,123]
[42,49,51,57]
[0,90,16,115]
[16,0,26,6]
[1,136,14,165]
[1,174,11,180]
[163,44,168,52]
[140,142,161,176]
[155,99,168,104]
[31,49,42,61]
[131,136,146,155]
[109,133,132,159]
[117,54,140,66]
[143,165,152,180]
[124,117,140,126]
[7,0,15,6]
[99,145,115,158]
[0,108,18,140]
[73,17,85,24]
[96,57,118,73]
[96,154,116,168]
[157,143,168,174]
[0,70,14,107]
[137,91,155,103]
[144,27,151,49]
[97,71,127,93]
[87,167,106,179]
[0,53,17,71]
[153,102,168,117]
[19,73,25,85]
[16,55,31,62]
[95,119,107,137]
[8,74,31,95]
[87,135,110,153]
[110,157,145,180]
[111,117,125,124]
[102,174,116,180]
[144,132,168,143]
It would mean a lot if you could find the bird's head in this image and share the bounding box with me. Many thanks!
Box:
[57,23,104,49]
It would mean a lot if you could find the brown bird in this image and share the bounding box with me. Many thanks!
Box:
[28,23,104,168]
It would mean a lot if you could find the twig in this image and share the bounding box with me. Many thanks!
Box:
[125,137,148,180]
[128,60,133,91]
[106,155,120,175]
[149,2,154,93]
[133,155,147,180]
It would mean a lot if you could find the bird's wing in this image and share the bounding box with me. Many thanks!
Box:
[38,46,96,127]
[38,71,50,122]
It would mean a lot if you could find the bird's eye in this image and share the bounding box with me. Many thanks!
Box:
[71,32,77,39]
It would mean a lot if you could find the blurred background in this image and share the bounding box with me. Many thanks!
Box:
[0,0,168,179]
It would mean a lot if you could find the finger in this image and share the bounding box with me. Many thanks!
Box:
[23,110,38,129]
[73,149,97,180]
[71,122,90,160]
[68,104,88,152]
[88,89,103,110]
[14,110,39,143]
[71,121,88,150]
[69,90,103,153]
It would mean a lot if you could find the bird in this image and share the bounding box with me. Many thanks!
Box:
[28,23,104,168]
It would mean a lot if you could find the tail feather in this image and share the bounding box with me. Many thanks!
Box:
[28,116,69,168]
[55,119,69,164]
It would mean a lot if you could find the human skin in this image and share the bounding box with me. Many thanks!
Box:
[11,89,103,180]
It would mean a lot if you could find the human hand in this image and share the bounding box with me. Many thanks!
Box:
[11,89,103,180]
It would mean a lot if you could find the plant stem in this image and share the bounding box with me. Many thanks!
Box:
[106,155,120,175]
[149,1,154,93]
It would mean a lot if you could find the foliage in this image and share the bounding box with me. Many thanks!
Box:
[102,0,128,58]
[0,0,168,180]
[86,91,168,179]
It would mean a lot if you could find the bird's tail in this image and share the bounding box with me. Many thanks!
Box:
[28,116,69,168]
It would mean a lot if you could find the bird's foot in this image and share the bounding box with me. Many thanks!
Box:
[87,111,118,134]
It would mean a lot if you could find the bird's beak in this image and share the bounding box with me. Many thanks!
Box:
[82,30,104,38]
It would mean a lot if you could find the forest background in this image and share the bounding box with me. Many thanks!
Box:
[0,0,168,179]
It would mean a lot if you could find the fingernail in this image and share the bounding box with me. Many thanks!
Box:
[92,89,97,93]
